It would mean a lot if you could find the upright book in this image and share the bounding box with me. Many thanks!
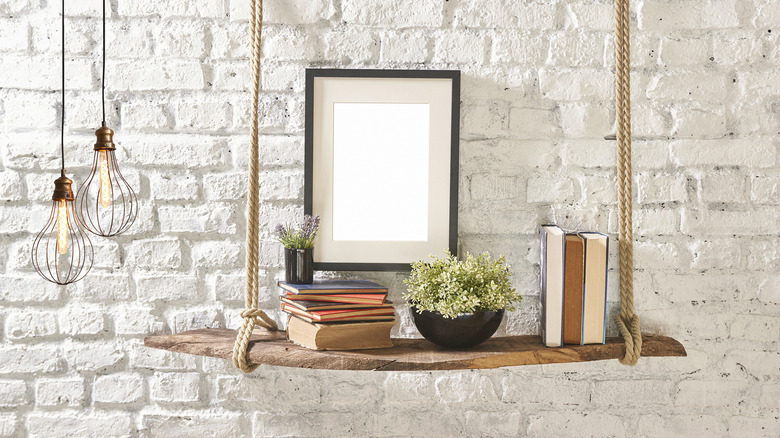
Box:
[562,234,585,345]
[278,280,388,295]
[540,224,565,347]
[580,232,609,345]
[287,316,394,350]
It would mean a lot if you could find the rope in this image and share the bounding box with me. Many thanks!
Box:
[232,0,278,374]
[614,0,642,365]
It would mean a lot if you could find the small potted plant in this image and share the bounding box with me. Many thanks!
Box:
[403,251,521,348]
[274,214,319,284]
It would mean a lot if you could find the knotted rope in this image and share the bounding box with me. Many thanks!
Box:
[614,0,642,365]
[232,0,278,374]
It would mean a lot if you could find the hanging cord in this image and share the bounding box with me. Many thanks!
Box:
[60,0,65,172]
[101,0,106,124]
[232,0,278,374]
[614,0,642,365]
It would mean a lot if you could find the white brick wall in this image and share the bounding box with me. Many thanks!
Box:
[0,0,777,436]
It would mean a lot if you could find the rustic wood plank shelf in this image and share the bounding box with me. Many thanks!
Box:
[144,329,686,371]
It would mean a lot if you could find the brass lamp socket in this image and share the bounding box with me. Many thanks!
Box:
[52,173,74,201]
[94,124,116,151]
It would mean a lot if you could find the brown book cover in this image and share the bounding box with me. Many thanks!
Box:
[281,304,395,322]
[286,315,395,350]
[563,234,585,345]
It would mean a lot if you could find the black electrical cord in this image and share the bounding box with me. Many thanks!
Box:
[101,0,106,125]
[60,0,65,172]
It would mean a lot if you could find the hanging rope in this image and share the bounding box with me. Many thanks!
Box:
[232,0,278,374]
[614,0,642,365]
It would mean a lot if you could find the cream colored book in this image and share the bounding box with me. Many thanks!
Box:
[286,316,395,351]
[580,232,609,345]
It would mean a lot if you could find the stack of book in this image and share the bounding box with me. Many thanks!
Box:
[279,280,395,350]
[539,224,609,347]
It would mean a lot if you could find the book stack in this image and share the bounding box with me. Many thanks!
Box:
[540,224,609,347]
[279,280,395,350]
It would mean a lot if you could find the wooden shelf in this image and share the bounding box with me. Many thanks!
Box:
[144,329,686,371]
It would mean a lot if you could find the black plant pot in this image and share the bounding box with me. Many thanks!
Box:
[284,248,314,284]
[411,308,504,349]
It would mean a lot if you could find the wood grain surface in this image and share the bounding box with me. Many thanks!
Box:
[144,329,686,371]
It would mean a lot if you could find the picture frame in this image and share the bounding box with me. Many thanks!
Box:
[304,69,460,271]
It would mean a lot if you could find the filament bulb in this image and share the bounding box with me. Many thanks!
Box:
[57,200,68,255]
[99,150,111,208]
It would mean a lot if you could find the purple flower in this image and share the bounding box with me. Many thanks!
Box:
[274,223,286,237]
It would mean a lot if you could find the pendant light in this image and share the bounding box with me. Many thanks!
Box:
[75,0,137,236]
[31,0,94,285]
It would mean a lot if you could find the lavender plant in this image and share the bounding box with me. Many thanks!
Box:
[403,250,521,318]
[274,214,320,249]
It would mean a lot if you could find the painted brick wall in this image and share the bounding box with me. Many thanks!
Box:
[0,0,778,436]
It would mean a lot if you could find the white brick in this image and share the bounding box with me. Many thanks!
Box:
[212,274,246,302]
[661,37,710,66]
[114,306,165,335]
[118,0,225,18]
[462,100,510,138]
[58,306,106,336]
[566,2,613,31]
[492,31,548,65]
[142,412,244,437]
[214,61,251,91]
[342,0,443,27]
[0,205,50,233]
[728,417,780,438]
[637,414,727,437]
[380,31,428,63]
[539,68,612,101]
[173,309,220,332]
[509,107,560,139]
[0,380,27,407]
[455,0,556,28]
[120,100,169,130]
[129,342,197,371]
[528,412,626,437]
[0,55,58,90]
[263,26,322,61]
[675,380,749,407]
[230,0,332,23]
[730,314,780,342]
[681,208,778,236]
[502,376,589,405]
[688,239,743,270]
[203,172,245,200]
[150,372,200,403]
[461,140,557,172]
[670,139,777,167]
[128,238,184,270]
[559,102,611,138]
[174,101,231,131]
[470,173,523,201]
[0,345,63,374]
[433,31,486,64]
[547,31,606,67]
[107,60,204,91]
[592,380,674,406]
[638,173,688,203]
[136,275,198,302]
[158,203,236,234]
[259,63,304,92]
[324,30,379,63]
[154,20,207,58]
[0,276,60,303]
[527,176,578,203]
[63,341,123,372]
[191,240,242,269]
[0,19,28,52]
[74,274,131,302]
[125,135,227,167]
[751,174,779,204]
[93,373,144,404]
[35,378,85,407]
[640,0,739,30]
[27,413,132,438]
[747,239,780,271]
[562,140,615,168]
[579,174,617,204]
[5,311,57,341]
[701,172,748,202]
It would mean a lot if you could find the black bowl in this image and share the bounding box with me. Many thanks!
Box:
[411,308,504,349]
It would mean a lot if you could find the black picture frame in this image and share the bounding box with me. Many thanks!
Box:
[304,68,460,271]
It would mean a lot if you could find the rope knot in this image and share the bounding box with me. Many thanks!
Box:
[616,313,642,366]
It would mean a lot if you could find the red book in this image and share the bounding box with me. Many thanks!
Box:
[283,292,387,305]
[281,304,395,322]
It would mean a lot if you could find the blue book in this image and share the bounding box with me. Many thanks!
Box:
[278,280,388,295]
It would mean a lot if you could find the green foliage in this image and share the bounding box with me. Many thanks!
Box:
[274,215,319,249]
[403,250,521,318]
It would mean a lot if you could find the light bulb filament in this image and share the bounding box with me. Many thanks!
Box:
[99,150,111,208]
[57,200,68,255]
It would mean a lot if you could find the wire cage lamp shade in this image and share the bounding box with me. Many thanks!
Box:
[75,124,138,236]
[32,172,94,285]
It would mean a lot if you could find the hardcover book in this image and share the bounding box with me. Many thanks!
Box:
[281,298,393,312]
[580,232,609,345]
[281,304,395,323]
[286,316,395,350]
[278,280,389,295]
[563,234,585,345]
[283,292,388,305]
[540,224,565,347]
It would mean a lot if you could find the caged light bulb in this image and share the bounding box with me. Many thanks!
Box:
[99,150,111,208]
[75,123,137,237]
[32,172,94,285]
